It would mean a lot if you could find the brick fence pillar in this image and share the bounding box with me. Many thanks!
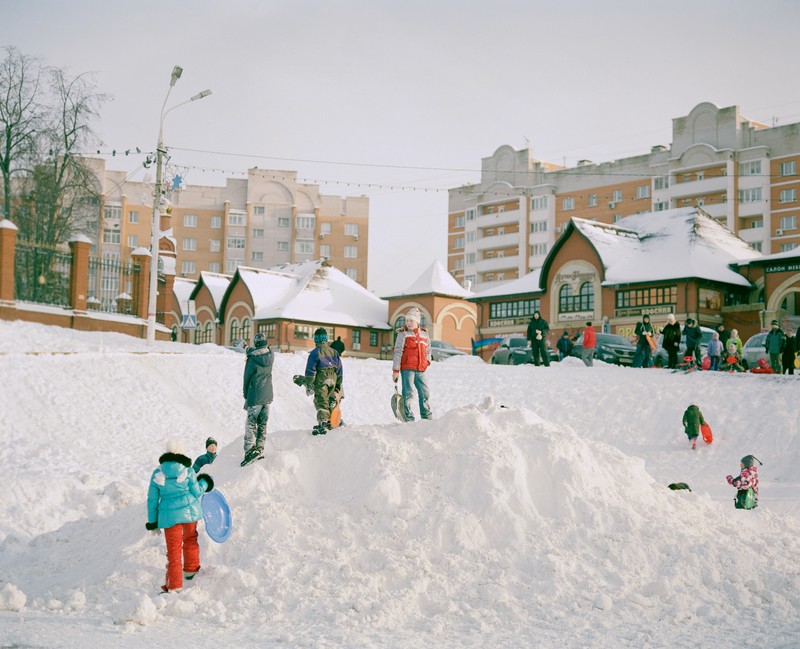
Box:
[68,234,92,311]
[0,219,19,302]
[131,248,151,321]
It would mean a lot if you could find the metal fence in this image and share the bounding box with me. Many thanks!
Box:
[87,255,141,315]
[14,240,72,307]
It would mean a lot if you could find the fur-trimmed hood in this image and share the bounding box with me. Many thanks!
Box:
[158,452,191,467]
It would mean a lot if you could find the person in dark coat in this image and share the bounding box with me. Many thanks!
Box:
[556,330,573,361]
[330,336,345,355]
[241,332,274,465]
[526,311,550,367]
[781,330,796,375]
[306,327,344,435]
[682,403,706,451]
[716,324,731,350]
[683,318,703,366]
[662,313,682,369]
[632,314,655,368]
[765,320,786,373]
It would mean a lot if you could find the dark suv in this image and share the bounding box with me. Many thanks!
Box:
[570,333,637,365]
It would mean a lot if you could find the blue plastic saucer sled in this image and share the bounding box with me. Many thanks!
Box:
[201,489,232,543]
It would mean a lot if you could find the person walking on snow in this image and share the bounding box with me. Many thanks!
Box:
[526,310,551,367]
[330,335,345,355]
[305,327,343,435]
[146,439,213,593]
[682,403,705,451]
[392,307,433,420]
[726,455,762,509]
[241,332,274,465]
[581,321,596,366]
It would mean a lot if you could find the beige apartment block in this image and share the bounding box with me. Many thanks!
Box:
[449,102,800,292]
[91,161,369,289]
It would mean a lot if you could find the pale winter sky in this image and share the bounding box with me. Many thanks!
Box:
[2,0,800,295]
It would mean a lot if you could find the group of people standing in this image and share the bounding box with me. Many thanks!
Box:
[529,311,598,367]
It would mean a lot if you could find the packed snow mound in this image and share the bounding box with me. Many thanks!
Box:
[3,405,799,642]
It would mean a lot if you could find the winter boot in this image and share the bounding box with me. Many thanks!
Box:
[691,439,697,450]
[240,446,264,466]
[312,422,328,436]
[184,569,200,581]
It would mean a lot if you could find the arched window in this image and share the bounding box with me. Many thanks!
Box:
[241,318,251,345]
[559,284,575,312]
[579,282,595,311]
[205,321,214,344]
[230,319,239,344]
[560,282,595,313]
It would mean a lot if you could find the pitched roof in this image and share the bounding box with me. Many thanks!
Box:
[384,260,473,298]
[226,259,390,329]
[190,271,232,309]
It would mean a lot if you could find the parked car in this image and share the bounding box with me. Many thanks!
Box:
[741,332,769,370]
[653,325,715,367]
[490,335,558,364]
[570,332,637,365]
[430,340,468,361]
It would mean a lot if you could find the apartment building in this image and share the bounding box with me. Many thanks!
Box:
[449,102,800,291]
[91,161,369,293]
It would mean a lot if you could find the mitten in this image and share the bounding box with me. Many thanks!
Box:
[305,385,314,396]
[197,473,215,493]
[145,521,158,531]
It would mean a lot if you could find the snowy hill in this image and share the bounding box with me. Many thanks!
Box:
[1,320,799,648]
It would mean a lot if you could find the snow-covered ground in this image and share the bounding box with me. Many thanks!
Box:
[1,319,799,648]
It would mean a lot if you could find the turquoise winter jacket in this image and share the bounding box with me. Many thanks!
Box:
[147,452,204,529]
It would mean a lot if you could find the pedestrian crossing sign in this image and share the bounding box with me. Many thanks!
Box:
[181,314,197,329]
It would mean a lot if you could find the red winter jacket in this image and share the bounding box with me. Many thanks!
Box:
[392,326,431,372]
[583,326,597,349]
[727,466,759,499]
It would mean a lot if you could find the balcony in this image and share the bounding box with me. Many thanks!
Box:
[475,254,520,273]
[476,232,521,250]
[669,175,729,198]
[476,208,522,228]
[738,201,765,218]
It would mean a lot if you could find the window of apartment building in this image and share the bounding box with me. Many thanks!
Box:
[127,235,138,248]
[696,172,705,182]
[320,222,332,235]
[615,285,677,308]
[496,272,505,281]
[345,223,359,236]
[612,189,622,203]
[780,161,797,176]
[750,241,763,252]
[466,252,476,264]
[208,262,220,273]
[779,215,797,231]
[252,228,264,238]
[104,204,121,221]
[531,220,547,233]
[370,331,378,347]
[184,214,198,227]
[466,231,476,242]
[531,196,548,210]
[751,220,763,228]
[295,240,314,254]
[636,185,650,199]
[497,206,505,213]
[464,274,476,287]
[274,217,288,228]
[496,250,505,258]
[296,215,315,230]
[682,173,692,183]
[181,261,196,275]
[344,245,358,258]
[320,244,331,258]
[277,241,289,251]
[562,197,575,211]
[781,243,797,252]
[739,160,761,176]
[530,243,547,256]
[345,268,358,281]
[253,205,265,216]
[696,197,705,207]
[102,230,120,244]
[227,236,246,249]
[211,215,222,229]
[559,282,594,313]
[454,215,465,228]
[780,189,797,204]
[454,259,464,270]
[587,194,597,207]
[654,201,669,212]
[210,239,220,252]
[228,210,246,226]
[128,210,139,224]
[466,208,476,221]
[251,251,263,261]
[489,298,540,320]
[294,324,312,340]
[182,238,197,251]
[612,214,622,223]
[453,237,464,249]
[654,176,669,190]
[226,260,238,273]
[738,187,762,203]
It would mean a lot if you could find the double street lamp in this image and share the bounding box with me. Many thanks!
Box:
[146,65,211,343]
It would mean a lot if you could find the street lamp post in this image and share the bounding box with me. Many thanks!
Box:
[146,66,211,343]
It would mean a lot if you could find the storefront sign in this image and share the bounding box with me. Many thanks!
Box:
[559,312,593,322]
[488,317,531,327]
[765,262,800,274]
[614,305,675,318]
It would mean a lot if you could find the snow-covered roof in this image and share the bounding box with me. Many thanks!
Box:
[172,277,197,310]
[229,259,390,329]
[571,208,759,287]
[472,268,543,299]
[189,271,231,309]
[384,260,473,298]
[732,246,800,266]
